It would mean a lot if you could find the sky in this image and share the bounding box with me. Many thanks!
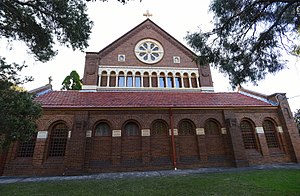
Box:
[1,0,300,112]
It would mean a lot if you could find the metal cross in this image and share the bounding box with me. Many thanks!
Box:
[143,10,152,18]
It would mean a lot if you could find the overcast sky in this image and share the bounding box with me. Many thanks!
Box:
[1,0,299,112]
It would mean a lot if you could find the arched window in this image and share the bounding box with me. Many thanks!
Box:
[17,133,37,157]
[95,122,111,136]
[100,71,108,86]
[205,120,220,135]
[191,73,197,88]
[159,72,166,88]
[175,73,181,88]
[127,71,133,87]
[167,72,174,88]
[143,72,150,87]
[178,120,195,136]
[151,120,168,136]
[240,120,257,149]
[183,73,189,88]
[48,123,68,157]
[118,71,125,87]
[124,122,139,136]
[135,72,141,87]
[109,71,116,87]
[151,72,158,87]
[263,120,279,148]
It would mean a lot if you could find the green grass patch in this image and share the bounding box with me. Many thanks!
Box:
[1,169,300,195]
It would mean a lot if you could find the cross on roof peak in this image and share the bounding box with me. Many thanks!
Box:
[143,10,152,18]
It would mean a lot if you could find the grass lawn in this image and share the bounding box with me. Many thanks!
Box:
[1,169,300,195]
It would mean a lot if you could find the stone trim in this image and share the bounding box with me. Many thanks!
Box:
[112,130,122,137]
[196,128,205,135]
[37,131,48,139]
[169,129,178,136]
[221,128,227,134]
[256,127,264,134]
[68,131,72,139]
[86,130,92,137]
[141,129,150,136]
[276,126,283,133]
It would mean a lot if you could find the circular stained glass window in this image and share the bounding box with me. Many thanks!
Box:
[134,39,164,64]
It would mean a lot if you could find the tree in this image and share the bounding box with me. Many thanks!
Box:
[0,0,137,152]
[186,0,300,88]
[0,0,93,62]
[0,0,93,152]
[295,109,300,134]
[61,70,82,90]
[0,68,42,153]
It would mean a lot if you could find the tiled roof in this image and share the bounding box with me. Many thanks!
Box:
[35,91,273,109]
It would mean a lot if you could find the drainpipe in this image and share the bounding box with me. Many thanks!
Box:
[169,108,177,170]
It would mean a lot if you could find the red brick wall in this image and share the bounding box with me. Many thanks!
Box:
[2,107,298,176]
[82,20,214,87]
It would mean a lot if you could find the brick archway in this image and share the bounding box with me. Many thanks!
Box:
[150,119,171,165]
[121,120,142,166]
[177,119,199,163]
[89,121,112,168]
[204,119,226,162]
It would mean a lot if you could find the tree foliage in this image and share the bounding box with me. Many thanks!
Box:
[86,0,141,4]
[0,80,42,153]
[186,0,300,88]
[0,0,93,62]
[61,70,82,90]
[0,59,42,152]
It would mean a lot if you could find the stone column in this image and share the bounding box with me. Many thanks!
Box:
[188,76,192,88]
[133,75,136,87]
[165,76,168,88]
[181,77,184,88]
[157,75,160,88]
[124,74,127,87]
[106,73,109,87]
[115,74,119,87]
[196,75,200,88]
[173,77,176,88]
[98,75,101,86]
[141,75,144,88]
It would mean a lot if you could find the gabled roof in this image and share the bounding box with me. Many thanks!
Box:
[36,91,273,109]
[90,19,197,59]
[29,84,52,96]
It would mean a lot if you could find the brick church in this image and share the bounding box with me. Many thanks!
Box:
[2,18,300,176]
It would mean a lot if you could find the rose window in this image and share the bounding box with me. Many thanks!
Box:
[135,39,164,64]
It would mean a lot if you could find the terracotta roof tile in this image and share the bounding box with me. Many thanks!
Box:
[35,91,273,109]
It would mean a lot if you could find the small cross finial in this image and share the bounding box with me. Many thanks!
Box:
[48,76,52,84]
[143,10,152,18]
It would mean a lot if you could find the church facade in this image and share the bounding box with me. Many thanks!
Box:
[2,19,300,176]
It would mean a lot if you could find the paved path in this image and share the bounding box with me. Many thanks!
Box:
[0,163,300,184]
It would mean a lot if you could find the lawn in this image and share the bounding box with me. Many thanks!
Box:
[1,169,300,195]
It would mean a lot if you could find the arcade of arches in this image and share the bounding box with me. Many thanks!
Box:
[98,69,200,89]
[4,113,291,176]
